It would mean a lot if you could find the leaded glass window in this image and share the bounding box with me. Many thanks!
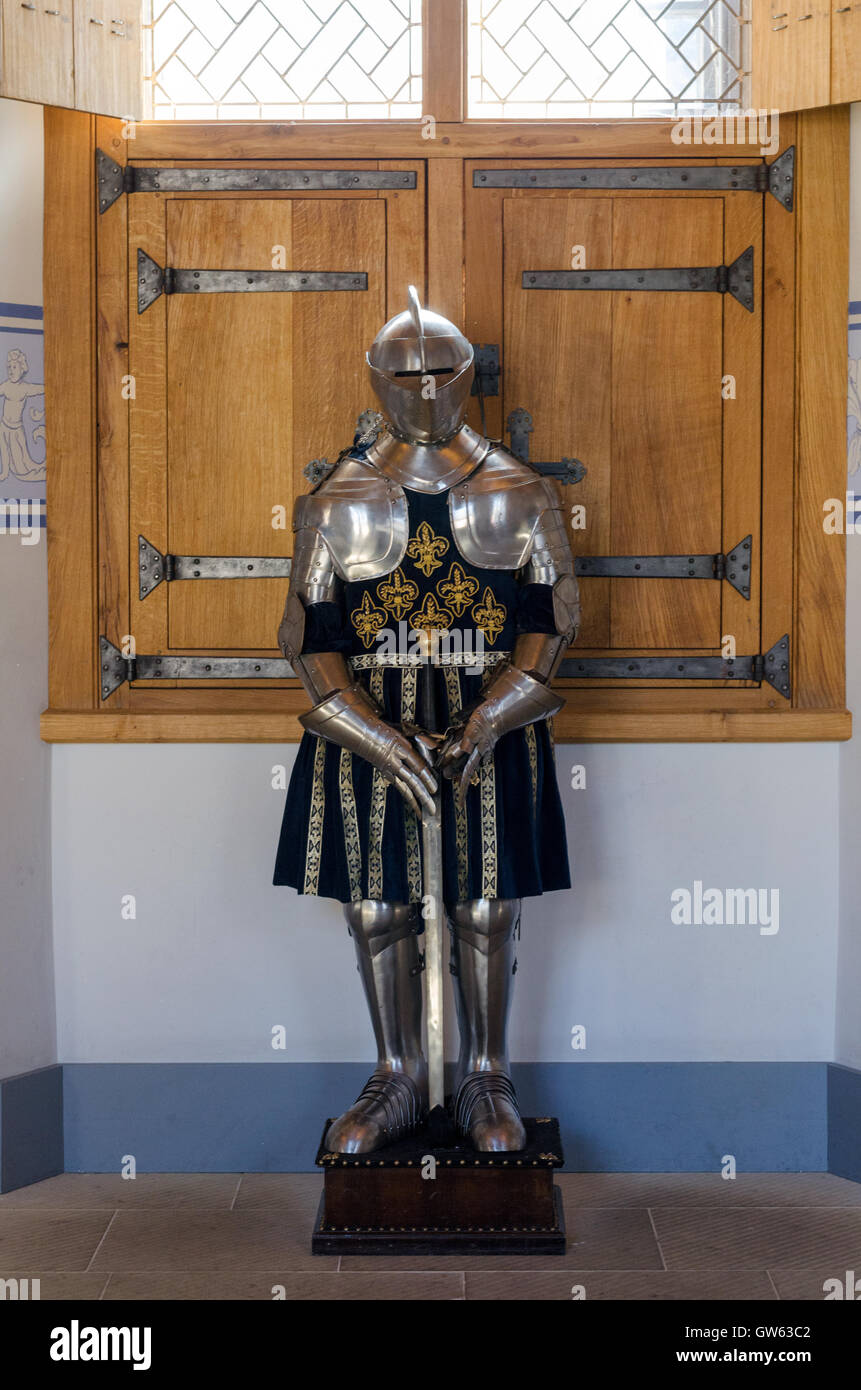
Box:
[144,0,423,120]
[467,1,750,119]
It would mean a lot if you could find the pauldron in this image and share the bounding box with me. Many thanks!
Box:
[448,447,567,570]
[293,454,409,584]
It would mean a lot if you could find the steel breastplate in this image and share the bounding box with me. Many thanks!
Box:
[343,487,520,658]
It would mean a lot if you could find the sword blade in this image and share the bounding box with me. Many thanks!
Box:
[421,793,445,1113]
[414,664,446,1113]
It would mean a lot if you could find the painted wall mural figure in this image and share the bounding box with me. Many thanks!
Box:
[0,348,46,482]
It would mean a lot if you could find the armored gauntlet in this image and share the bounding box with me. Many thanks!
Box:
[280,582,436,816]
[438,641,564,802]
[300,682,436,816]
[439,570,580,802]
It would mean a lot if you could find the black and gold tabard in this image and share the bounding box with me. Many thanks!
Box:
[273,484,570,904]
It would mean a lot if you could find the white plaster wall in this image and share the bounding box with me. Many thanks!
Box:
[0,98,56,1078]
[51,741,838,1063]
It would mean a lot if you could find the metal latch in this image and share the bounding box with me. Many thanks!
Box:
[507,408,587,485]
[470,344,500,398]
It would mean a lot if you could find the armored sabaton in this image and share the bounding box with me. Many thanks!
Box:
[274,287,579,1154]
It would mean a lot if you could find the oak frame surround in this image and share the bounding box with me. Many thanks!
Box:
[40,8,851,744]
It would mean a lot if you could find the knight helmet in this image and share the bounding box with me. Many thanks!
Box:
[366,286,474,445]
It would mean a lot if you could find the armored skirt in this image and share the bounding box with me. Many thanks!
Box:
[273,486,571,905]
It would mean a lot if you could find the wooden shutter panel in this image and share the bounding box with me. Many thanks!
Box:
[750,0,861,110]
[831,2,861,104]
[466,157,771,707]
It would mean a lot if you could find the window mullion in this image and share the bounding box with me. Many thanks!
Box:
[423,0,466,123]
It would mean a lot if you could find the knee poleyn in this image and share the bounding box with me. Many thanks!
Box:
[447,898,520,955]
[345,900,421,956]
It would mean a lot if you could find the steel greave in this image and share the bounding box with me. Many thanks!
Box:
[324,901,428,1154]
[448,898,527,1152]
[348,900,426,1080]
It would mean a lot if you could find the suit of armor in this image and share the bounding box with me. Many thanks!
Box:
[274,289,579,1153]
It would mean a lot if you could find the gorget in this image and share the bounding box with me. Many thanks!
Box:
[365,423,490,495]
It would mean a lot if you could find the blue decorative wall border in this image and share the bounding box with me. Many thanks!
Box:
[0,301,43,320]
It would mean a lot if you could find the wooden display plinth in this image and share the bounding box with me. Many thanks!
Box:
[311,1114,566,1256]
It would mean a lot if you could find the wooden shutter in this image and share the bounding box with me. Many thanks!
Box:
[0,0,142,114]
[831,2,861,104]
[108,159,424,704]
[466,156,783,715]
[0,0,75,107]
[41,111,849,742]
[750,0,861,109]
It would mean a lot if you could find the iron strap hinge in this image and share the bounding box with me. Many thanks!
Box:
[139,535,751,600]
[575,536,752,599]
[523,246,755,313]
[97,149,417,213]
[472,148,795,211]
[100,634,790,700]
[99,637,294,699]
[137,249,368,313]
[557,635,791,701]
[138,536,292,599]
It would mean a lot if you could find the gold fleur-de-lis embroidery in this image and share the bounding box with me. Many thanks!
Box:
[405,521,449,577]
[471,587,507,645]
[376,567,419,622]
[410,593,453,635]
[350,591,387,649]
[436,561,479,618]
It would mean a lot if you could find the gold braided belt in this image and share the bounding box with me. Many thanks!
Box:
[350,650,511,670]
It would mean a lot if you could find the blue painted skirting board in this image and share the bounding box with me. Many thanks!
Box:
[828,1063,861,1182]
[0,1065,63,1192]
[2,1061,858,1191]
[57,1062,832,1177]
